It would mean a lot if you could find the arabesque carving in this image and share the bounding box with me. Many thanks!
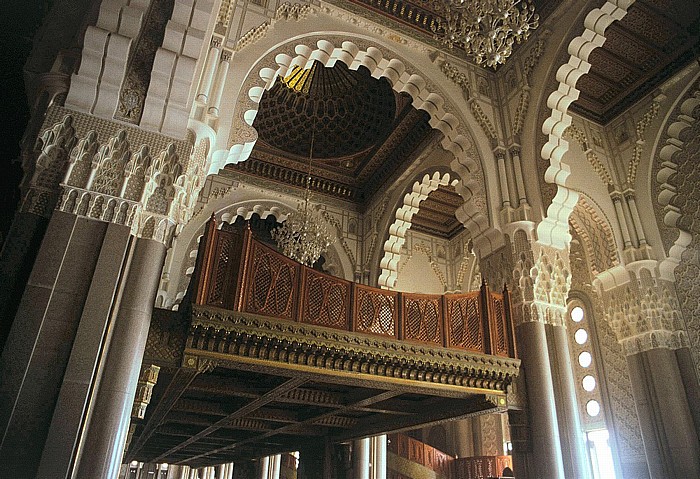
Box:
[601,269,689,355]
[29,105,207,246]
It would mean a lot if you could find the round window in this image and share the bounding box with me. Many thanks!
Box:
[570,306,584,322]
[582,375,596,392]
[579,351,592,368]
[586,400,601,417]
[574,328,588,345]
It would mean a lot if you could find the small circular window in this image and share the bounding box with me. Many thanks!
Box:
[578,351,592,368]
[574,328,588,345]
[586,400,601,417]
[570,306,584,322]
[582,375,596,392]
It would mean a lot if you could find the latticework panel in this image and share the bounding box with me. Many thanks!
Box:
[205,230,243,309]
[244,242,299,321]
[401,295,443,345]
[445,294,484,352]
[491,295,509,356]
[354,286,397,337]
[300,268,350,329]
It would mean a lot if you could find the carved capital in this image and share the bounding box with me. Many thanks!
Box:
[600,266,689,355]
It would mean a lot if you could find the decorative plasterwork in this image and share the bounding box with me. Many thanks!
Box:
[189,305,521,392]
[116,0,174,123]
[529,245,571,327]
[224,34,498,257]
[627,99,660,184]
[234,3,313,51]
[538,0,635,249]
[26,106,204,246]
[569,196,619,276]
[653,79,700,377]
[564,124,613,186]
[600,269,689,355]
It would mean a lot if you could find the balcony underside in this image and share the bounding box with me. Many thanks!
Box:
[127,308,520,468]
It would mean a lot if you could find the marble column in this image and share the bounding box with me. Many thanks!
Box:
[259,456,270,479]
[626,347,700,478]
[271,455,281,479]
[353,437,371,479]
[547,324,592,479]
[371,435,387,479]
[0,212,127,477]
[516,321,566,479]
[73,237,167,479]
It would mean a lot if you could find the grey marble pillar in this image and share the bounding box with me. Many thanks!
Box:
[516,320,566,479]
[627,347,700,478]
[0,211,117,477]
[72,237,167,479]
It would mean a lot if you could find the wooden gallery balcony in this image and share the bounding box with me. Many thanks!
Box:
[128,218,521,468]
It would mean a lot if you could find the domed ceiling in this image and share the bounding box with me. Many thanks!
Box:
[229,61,439,206]
[253,61,396,159]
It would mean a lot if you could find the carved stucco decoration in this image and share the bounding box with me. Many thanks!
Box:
[653,79,700,376]
[564,124,614,186]
[21,115,77,217]
[380,172,455,289]
[31,105,204,246]
[569,196,619,276]
[235,3,313,51]
[226,35,496,266]
[538,1,635,249]
[530,245,571,327]
[116,0,174,123]
[601,269,689,356]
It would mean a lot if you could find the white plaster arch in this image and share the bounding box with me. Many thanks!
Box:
[538,0,635,249]
[214,35,500,256]
[378,171,457,289]
[654,79,700,278]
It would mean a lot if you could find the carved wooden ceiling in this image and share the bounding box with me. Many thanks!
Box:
[331,0,698,124]
[410,185,464,239]
[227,61,439,206]
[127,360,503,468]
[571,0,700,123]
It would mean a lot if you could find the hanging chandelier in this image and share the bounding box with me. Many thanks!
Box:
[430,0,539,68]
[271,127,335,267]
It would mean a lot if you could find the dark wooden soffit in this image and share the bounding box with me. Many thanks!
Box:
[571,0,700,123]
[230,89,438,206]
[410,184,464,239]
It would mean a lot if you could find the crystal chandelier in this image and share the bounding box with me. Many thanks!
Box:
[271,128,335,267]
[431,0,539,68]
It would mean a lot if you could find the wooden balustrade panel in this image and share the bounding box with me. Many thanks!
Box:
[444,293,485,353]
[454,455,513,479]
[243,241,299,321]
[400,293,443,346]
[299,268,350,330]
[490,294,509,357]
[204,229,243,309]
[353,285,398,338]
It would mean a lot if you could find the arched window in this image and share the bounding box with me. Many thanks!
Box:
[567,299,617,479]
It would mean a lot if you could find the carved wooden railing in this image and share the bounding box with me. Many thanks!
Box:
[190,217,517,358]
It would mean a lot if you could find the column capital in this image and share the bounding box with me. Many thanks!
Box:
[600,266,689,355]
[29,105,207,247]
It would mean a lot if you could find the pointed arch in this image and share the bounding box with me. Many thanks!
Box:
[378,172,457,289]
[216,37,499,258]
